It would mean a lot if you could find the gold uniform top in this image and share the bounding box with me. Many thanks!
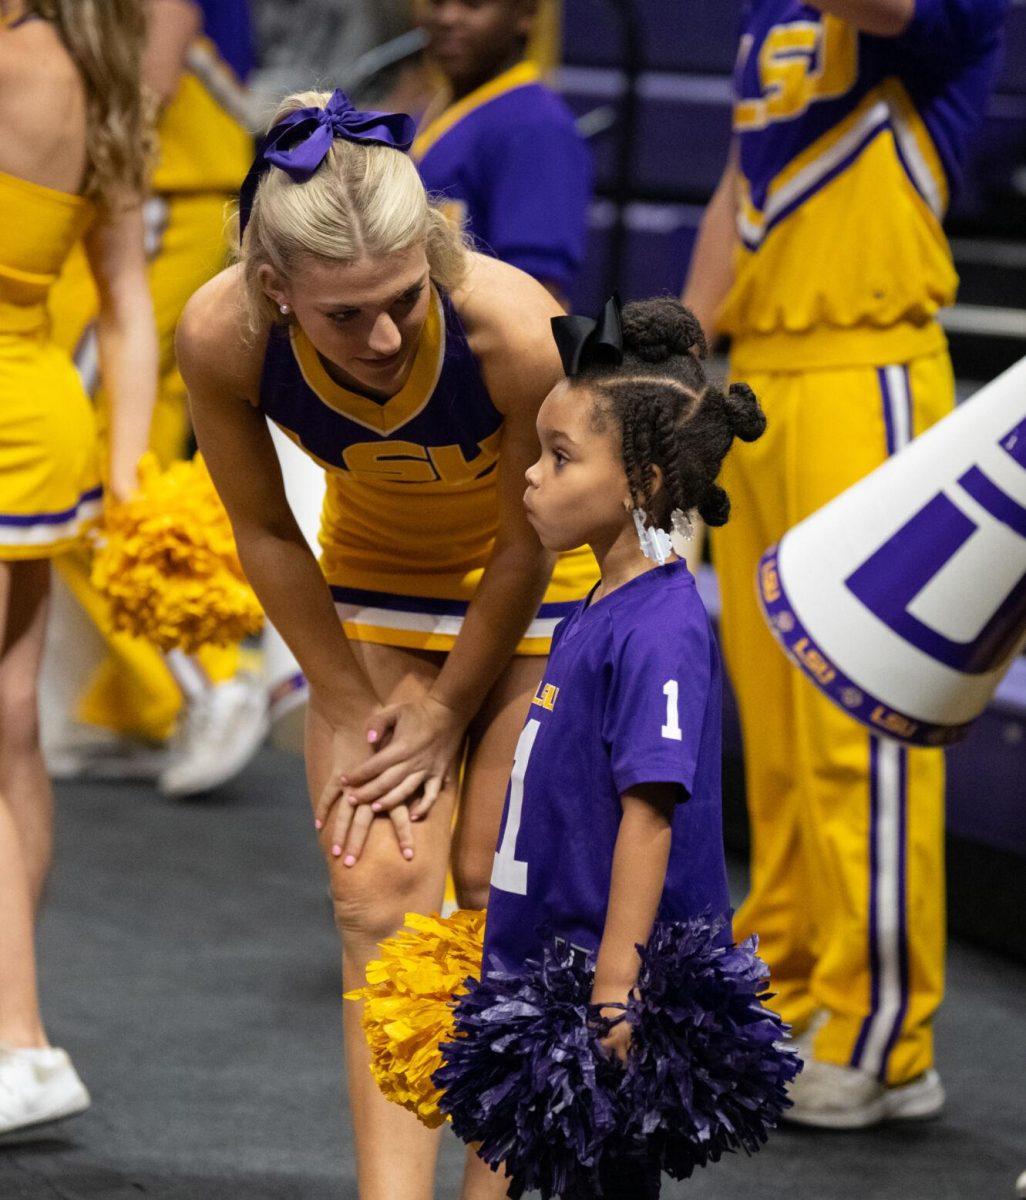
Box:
[151,34,253,195]
[719,3,1006,373]
[0,169,101,556]
[259,286,598,655]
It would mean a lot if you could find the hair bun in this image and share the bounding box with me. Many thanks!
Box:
[725,382,767,443]
[621,298,707,364]
[698,483,731,527]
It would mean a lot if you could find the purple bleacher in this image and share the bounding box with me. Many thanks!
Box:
[949,92,1026,219]
[559,68,734,198]
[570,201,703,313]
[570,200,616,313]
[635,74,733,196]
[562,0,743,74]
[558,66,623,192]
[621,202,703,298]
[999,1,1026,94]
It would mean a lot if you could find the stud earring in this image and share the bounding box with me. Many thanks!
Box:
[279,303,290,316]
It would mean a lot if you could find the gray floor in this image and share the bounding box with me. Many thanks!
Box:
[1,747,1023,1199]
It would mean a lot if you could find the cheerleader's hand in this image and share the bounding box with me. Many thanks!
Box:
[316,722,415,867]
[106,458,141,507]
[341,694,465,821]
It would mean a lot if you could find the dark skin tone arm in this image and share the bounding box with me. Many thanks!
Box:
[810,0,914,36]
[591,782,677,1062]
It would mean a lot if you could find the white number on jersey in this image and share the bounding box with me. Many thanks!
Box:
[661,679,683,741]
[490,718,540,896]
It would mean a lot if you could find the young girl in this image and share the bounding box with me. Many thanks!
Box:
[457,294,770,1200]
[0,0,155,1136]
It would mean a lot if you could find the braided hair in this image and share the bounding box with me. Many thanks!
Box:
[579,297,766,529]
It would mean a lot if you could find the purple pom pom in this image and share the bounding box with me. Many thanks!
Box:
[435,917,799,1198]
[434,944,624,1200]
[623,916,801,1180]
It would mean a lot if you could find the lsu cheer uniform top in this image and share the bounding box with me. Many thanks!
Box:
[483,561,729,974]
[0,170,100,559]
[720,0,1008,371]
[413,61,591,295]
[259,285,597,654]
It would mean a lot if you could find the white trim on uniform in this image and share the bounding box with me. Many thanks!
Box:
[333,601,564,643]
[0,489,102,549]
[737,100,891,249]
[859,737,906,1078]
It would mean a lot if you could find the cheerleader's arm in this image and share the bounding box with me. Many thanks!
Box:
[680,140,739,349]
[808,0,913,36]
[85,199,158,503]
[176,272,381,727]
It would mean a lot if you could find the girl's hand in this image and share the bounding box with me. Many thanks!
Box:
[314,723,415,868]
[339,693,466,821]
[591,995,633,1065]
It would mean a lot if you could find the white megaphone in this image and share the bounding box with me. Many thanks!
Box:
[758,356,1026,747]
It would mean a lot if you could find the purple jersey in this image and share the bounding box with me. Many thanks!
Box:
[413,63,592,293]
[483,561,730,976]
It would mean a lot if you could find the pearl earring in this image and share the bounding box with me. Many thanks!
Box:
[279,303,290,315]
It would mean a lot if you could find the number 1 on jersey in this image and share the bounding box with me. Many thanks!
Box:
[490,718,540,896]
[662,679,683,741]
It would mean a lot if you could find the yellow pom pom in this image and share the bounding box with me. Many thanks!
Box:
[345,909,485,1128]
[91,453,263,654]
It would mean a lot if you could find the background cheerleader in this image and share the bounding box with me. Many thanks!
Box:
[411,0,591,309]
[0,0,155,1137]
[682,0,1009,1126]
[44,0,262,797]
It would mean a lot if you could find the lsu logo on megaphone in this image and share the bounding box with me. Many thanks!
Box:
[759,414,1026,747]
[847,416,1026,677]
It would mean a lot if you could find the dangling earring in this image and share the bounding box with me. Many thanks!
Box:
[670,508,694,541]
[631,508,672,565]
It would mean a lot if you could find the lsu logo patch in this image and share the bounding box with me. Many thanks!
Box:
[531,682,559,712]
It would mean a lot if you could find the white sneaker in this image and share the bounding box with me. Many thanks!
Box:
[784,1057,945,1129]
[45,728,170,782]
[0,1046,90,1138]
[158,673,269,798]
[778,1007,828,1059]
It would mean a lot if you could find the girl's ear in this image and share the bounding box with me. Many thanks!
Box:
[648,464,665,496]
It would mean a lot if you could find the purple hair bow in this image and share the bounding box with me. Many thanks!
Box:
[239,89,417,231]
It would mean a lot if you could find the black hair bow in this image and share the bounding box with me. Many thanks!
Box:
[550,294,624,377]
